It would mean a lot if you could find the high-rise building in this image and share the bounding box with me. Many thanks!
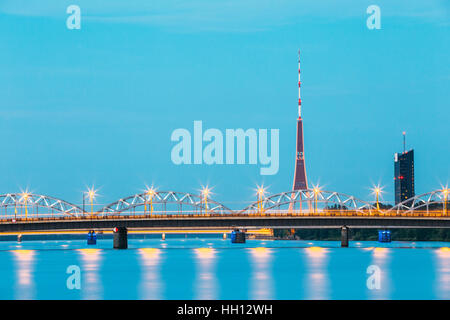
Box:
[394,144,415,204]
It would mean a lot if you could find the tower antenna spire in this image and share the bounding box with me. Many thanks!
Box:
[298,50,302,118]
[403,131,406,153]
[292,49,308,192]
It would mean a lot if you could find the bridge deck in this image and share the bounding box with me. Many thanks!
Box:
[0,211,449,232]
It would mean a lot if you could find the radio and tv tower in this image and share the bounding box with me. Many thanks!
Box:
[292,50,308,190]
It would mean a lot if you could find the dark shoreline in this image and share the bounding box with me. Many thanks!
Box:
[274,228,450,242]
[2,227,450,243]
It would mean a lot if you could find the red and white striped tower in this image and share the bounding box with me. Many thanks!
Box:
[292,50,308,190]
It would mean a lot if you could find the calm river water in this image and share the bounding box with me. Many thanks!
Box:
[0,238,449,299]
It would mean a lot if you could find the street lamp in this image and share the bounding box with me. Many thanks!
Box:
[374,187,381,211]
[443,188,449,216]
[202,187,210,215]
[313,187,320,214]
[86,187,96,216]
[22,192,30,220]
[371,186,384,214]
[257,186,266,214]
[145,187,155,215]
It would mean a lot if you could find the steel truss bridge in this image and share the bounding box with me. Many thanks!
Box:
[0,189,448,233]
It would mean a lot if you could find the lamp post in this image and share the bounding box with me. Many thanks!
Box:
[257,186,266,214]
[23,193,30,220]
[86,188,96,216]
[444,189,448,216]
[145,188,155,215]
[374,187,381,211]
[202,187,210,215]
[82,192,86,214]
[313,187,320,214]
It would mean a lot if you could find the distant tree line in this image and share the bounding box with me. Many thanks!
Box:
[274,201,450,241]
[274,228,450,241]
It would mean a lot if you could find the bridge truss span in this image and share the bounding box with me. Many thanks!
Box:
[0,193,83,218]
[101,191,233,216]
[240,189,376,215]
[388,190,449,214]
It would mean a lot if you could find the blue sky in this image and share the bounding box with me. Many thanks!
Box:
[0,0,448,209]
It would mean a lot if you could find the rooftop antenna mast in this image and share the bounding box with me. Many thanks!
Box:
[298,49,302,118]
[403,131,406,153]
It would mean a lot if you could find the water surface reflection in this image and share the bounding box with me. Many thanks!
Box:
[435,247,450,299]
[304,247,329,299]
[78,248,102,299]
[139,248,162,299]
[249,247,273,299]
[194,248,217,299]
[11,250,36,300]
[367,247,391,299]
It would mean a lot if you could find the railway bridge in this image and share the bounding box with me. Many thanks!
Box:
[0,189,448,247]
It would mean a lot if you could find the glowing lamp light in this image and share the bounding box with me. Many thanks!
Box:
[312,185,321,214]
[20,190,32,219]
[371,185,384,212]
[144,186,156,214]
[202,187,210,197]
[256,185,267,214]
[86,187,98,215]
[87,188,97,200]
[200,186,212,215]
[256,185,267,197]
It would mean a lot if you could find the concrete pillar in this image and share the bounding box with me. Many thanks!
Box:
[113,227,128,249]
[87,230,97,245]
[231,229,246,243]
[341,226,349,247]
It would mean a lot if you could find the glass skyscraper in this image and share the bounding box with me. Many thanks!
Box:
[394,150,415,204]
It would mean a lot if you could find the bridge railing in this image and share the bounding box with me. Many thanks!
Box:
[0,189,448,223]
[0,209,448,225]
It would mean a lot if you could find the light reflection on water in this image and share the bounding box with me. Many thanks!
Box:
[304,247,329,299]
[249,247,273,299]
[368,247,391,300]
[435,247,450,299]
[194,248,217,300]
[1,239,449,300]
[77,248,102,300]
[11,249,36,300]
[139,248,162,299]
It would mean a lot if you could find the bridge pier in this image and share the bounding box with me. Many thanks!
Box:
[341,226,349,247]
[87,230,97,245]
[113,227,128,249]
[378,229,392,243]
[231,229,246,243]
